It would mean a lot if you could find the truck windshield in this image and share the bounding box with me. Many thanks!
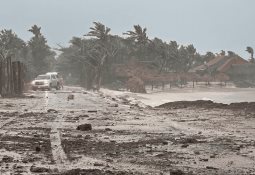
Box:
[36,75,50,80]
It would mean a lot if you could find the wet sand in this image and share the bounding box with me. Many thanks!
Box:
[0,87,254,174]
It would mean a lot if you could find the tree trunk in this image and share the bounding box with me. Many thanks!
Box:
[95,67,102,90]
[85,65,94,90]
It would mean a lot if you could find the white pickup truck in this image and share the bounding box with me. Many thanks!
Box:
[31,74,60,91]
[46,72,64,89]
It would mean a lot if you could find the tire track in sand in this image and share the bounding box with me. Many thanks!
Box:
[43,90,68,172]
[49,114,69,171]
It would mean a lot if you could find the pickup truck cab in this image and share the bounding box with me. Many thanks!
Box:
[31,74,60,91]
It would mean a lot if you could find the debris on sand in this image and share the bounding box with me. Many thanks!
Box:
[206,166,219,170]
[93,162,104,166]
[88,110,97,113]
[5,104,14,107]
[77,124,92,131]
[67,94,74,101]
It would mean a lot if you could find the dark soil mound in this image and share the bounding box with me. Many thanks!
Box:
[77,124,92,131]
[62,169,137,175]
[157,100,255,112]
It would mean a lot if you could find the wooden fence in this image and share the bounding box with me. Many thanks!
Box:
[0,57,25,97]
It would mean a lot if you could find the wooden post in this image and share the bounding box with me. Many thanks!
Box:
[0,62,2,95]
[2,59,8,96]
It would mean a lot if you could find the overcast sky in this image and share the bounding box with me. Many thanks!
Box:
[1,0,255,58]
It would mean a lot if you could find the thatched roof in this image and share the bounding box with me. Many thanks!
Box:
[218,56,247,72]
[190,55,248,74]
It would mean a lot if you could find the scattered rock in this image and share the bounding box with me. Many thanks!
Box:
[170,169,185,175]
[162,141,168,145]
[200,158,209,162]
[84,135,91,139]
[47,109,58,113]
[2,156,14,163]
[67,94,74,101]
[155,153,165,157]
[194,151,200,155]
[181,144,189,148]
[206,166,218,170]
[105,128,112,131]
[87,118,95,120]
[77,124,92,131]
[210,154,216,158]
[180,137,198,144]
[35,146,41,152]
[30,165,50,173]
[94,162,104,166]
[79,114,89,118]
[88,110,97,113]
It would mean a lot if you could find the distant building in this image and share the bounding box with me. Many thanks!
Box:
[190,55,248,76]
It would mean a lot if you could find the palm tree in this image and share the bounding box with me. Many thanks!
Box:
[123,25,150,45]
[86,22,111,42]
[28,25,41,37]
[85,22,114,90]
[246,46,254,63]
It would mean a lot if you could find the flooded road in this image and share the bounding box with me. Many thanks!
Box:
[0,87,254,174]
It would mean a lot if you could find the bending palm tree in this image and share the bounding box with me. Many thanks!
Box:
[246,46,254,63]
[86,22,111,42]
[85,22,112,90]
[123,25,150,45]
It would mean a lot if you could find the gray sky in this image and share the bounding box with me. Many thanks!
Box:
[1,0,255,58]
